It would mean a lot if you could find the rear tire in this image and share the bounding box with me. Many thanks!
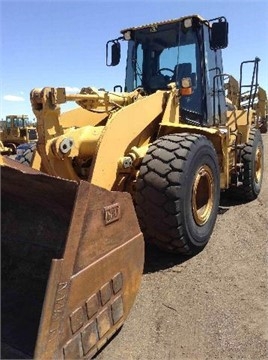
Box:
[135,133,220,255]
[234,128,264,201]
[259,117,267,134]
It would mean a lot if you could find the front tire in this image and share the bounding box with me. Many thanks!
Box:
[135,133,220,255]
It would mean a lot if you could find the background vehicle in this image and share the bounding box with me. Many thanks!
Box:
[0,114,37,154]
[256,87,267,133]
[1,14,265,359]
[225,75,267,133]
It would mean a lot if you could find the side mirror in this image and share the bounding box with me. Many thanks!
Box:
[106,39,121,66]
[210,18,228,50]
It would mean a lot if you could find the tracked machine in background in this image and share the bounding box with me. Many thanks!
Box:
[0,114,37,154]
[1,14,265,359]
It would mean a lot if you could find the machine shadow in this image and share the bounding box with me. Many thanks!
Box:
[143,242,192,274]
[218,190,248,212]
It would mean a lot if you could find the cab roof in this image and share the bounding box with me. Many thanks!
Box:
[120,14,206,34]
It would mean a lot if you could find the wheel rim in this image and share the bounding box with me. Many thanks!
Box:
[254,147,262,184]
[192,165,214,226]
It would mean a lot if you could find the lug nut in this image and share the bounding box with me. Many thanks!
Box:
[122,156,133,168]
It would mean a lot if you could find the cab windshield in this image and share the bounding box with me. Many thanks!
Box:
[125,21,202,115]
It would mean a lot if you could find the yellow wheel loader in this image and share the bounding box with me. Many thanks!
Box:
[1,14,264,359]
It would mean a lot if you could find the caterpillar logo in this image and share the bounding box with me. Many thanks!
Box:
[104,203,121,225]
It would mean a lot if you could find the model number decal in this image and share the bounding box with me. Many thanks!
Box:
[104,203,120,225]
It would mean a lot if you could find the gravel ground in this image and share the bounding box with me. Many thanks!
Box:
[96,133,268,360]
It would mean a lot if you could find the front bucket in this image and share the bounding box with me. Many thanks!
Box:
[1,156,144,359]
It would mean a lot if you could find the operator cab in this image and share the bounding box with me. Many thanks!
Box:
[122,17,201,94]
[107,15,229,126]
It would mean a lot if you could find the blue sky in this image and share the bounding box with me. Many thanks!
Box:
[1,0,268,120]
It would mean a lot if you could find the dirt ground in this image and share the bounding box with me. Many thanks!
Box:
[96,133,268,360]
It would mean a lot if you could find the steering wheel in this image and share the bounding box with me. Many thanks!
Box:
[156,68,175,80]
